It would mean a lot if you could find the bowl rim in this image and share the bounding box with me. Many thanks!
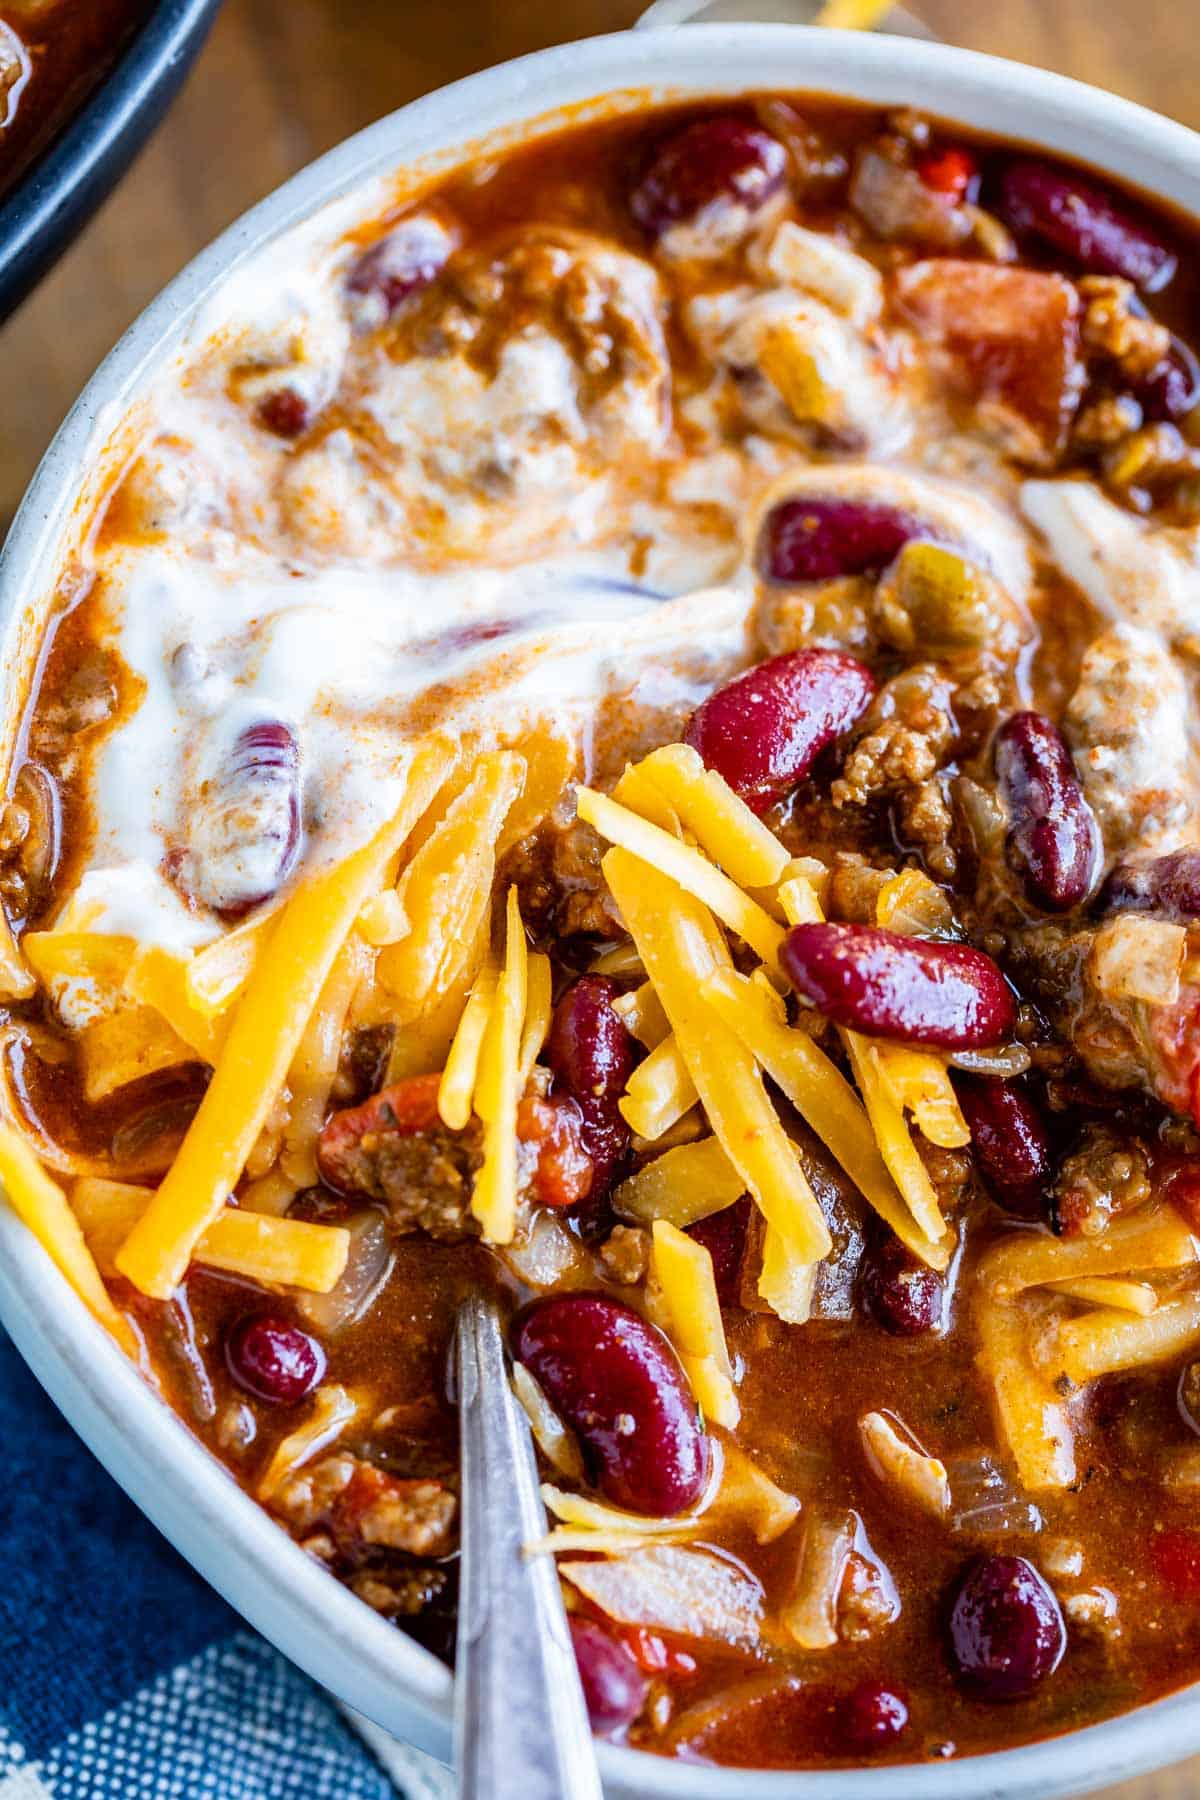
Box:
[1,21,1200,1799]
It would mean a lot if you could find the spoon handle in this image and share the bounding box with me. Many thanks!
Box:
[454,1293,603,1800]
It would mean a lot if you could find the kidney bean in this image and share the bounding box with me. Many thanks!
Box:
[548,975,634,1109]
[1137,336,1200,423]
[346,212,455,322]
[188,719,302,919]
[1101,848,1200,920]
[782,923,1016,1049]
[685,648,875,815]
[686,1197,751,1307]
[994,712,1101,913]
[225,1313,325,1405]
[569,1617,649,1738]
[546,976,636,1204]
[955,1077,1052,1219]
[915,145,980,206]
[999,158,1177,292]
[839,1679,910,1752]
[757,495,932,586]
[946,1554,1066,1700]
[860,1232,945,1337]
[255,385,311,439]
[512,1293,709,1514]
[628,113,787,241]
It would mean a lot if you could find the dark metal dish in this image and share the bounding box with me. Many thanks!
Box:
[0,0,221,323]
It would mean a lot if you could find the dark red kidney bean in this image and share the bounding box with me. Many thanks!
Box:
[955,1077,1052,1220]
[757,496,933,585]
[1101,848,1200,920]
[346,213,453,320]
[999,158,1177,292]
[1137,336,1200,423]
[546,976,636,1204]
[189,719,302,919]
[512,1293,709,1515]
[840,1679,910,1752]
[628,113,787,240]
[569,1617,649,1738]
[255,386,311,439]
[686,1197,751,1307]
[225,1313,325,1405]
[860,1232,945,1336]
[782,923,1016,1050]
[548,975,634,1108]
[946,1554,1066,1701]
[994,712,1101,913]
[685,648,875,815]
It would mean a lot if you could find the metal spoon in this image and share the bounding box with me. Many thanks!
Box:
[453,1293,603,1800]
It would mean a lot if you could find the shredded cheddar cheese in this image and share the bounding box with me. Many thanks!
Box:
[701,968,950,1270]
[630,744,790,889]
[1053,1297,1200,1385]
[115,739,453,1298]
[652,1218,740,1429]
[603,847,831,1266]
[518,952,553,1085]
[377,750,525,1020]
[78,1005,199,1104]
[124,944,227,1064]
[1050,1276,1157,1316]
[758,1224,818,1325]
[614,1135,746,1230]
[619,1035,700,1140]
[976,1298,1076,1491]
[578,787,785,972]
[0,1124,135,1351]
[438,956,500,1132]
[611,981,671,1050]
[73,1177,348,1292]
[185,908,277,1019]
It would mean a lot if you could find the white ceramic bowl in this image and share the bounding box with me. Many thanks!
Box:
[2,24,1199,1799]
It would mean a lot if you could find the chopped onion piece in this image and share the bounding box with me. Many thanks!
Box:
[294,1211,392,1335]
[559,1544,763,1650]
[512,1365,585,1482]
[860,1410,950,1518]
[945,1451,1044,1537]
[1092,914,1186,1006]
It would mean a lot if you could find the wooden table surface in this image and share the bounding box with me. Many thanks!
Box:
[5,2,1200,1793]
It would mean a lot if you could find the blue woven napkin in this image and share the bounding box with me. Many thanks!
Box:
[0,1329,452,1800]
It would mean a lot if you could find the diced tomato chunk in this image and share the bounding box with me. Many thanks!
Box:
[516,1093,595,1209]
[895,260,1084,464]
[916,146,980,205]
[1166,1161,1200,1232]
[1153,1527,1200,1600]
[620,1626,699,1679]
